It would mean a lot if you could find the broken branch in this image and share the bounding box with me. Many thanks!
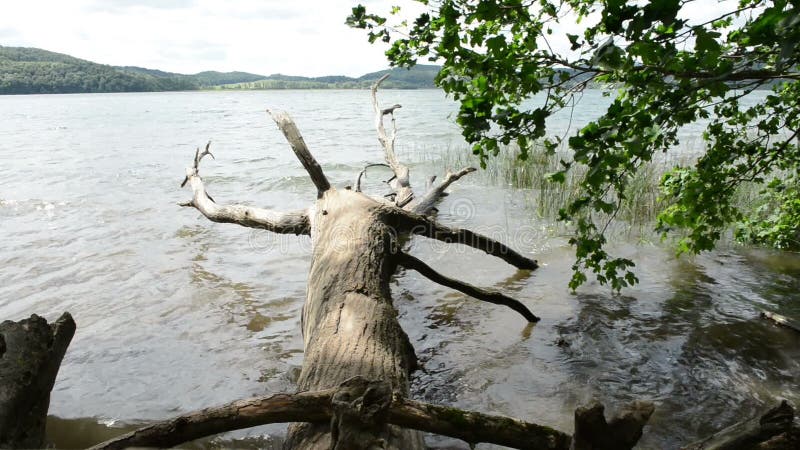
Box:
[409,167,477,215]
[268,110,331,197]
[396,251,540,322]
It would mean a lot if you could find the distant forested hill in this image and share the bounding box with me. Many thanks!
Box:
[0,47,196,94]
[0,45,440,94]
[217,65,440,90]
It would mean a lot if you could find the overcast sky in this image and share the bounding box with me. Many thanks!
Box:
[0,0,424,77]
[1,0,730,77]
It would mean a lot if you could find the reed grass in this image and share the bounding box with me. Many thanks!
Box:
[408,141,765,241]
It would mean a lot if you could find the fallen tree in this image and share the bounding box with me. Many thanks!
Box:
[177,75,540,449]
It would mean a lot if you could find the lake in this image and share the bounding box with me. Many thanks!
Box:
[1,89,798,449]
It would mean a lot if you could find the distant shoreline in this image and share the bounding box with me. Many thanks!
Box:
[0,45,440,95]
[0,87,444,96]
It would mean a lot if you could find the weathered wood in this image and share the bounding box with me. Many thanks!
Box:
[372,75,414,207]
[268,110,331,196]
[396,251,540,322]
[90,377,572,450]
[760,310,800,334]
[572,401,654,450]
[285,189,424,450]
[180,142,311,235]
[0,312,75,448]
[409,167,477,215]
[682,400,797,450]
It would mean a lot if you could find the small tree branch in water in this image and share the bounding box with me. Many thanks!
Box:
[389,208,539,271]
[395,251,540,323]
[760,310,800,334]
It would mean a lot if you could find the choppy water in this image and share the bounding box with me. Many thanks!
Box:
[1,90,798,449]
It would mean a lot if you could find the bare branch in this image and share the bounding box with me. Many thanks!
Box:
[90,378,571,450]
[388,208,539,270]
[408,167,477,215]
[268,110,331,197]
[355,163,390,193]
[180,145,310,235]
[181,140,215,188]
[372,75,414,206]
[396,252,540,322]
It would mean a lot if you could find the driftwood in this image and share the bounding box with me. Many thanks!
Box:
[682,400,799,450]
[178,76,540,449]
[760,310,800,334]
[0,312,75,448]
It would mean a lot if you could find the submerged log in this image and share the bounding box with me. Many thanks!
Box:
[682,400,798,450]
[760,310,800,334]
[0,312,75,448]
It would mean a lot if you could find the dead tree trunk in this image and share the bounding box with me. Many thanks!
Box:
[179,76,539,449]
[0,312,75,448]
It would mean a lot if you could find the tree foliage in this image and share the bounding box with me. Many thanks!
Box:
[348,0,800,290]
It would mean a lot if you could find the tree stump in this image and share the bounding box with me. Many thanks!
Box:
[0,312,75,448]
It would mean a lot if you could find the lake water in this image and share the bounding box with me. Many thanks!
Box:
[1,89,798,449]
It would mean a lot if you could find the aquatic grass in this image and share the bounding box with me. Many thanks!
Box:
[410,141,771,243]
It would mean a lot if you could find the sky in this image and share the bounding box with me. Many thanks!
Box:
[0,0,423,77]
[0,0,733,78]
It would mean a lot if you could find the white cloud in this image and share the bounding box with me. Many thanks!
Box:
[0,0,423,77]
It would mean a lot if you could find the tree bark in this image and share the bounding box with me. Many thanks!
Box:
[0,312,75,448]
[283,190,424,450]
